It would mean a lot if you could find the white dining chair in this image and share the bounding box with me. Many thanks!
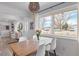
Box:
[46,38,56,56]
[0,48,13,56]
[19,36,27,42]
[36,44,45,56]
[33,35,38,42]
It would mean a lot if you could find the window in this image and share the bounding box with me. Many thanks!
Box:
[39,16,52,34]
[39,10,77,38]
[54,13,63,31]
[54,10,77,37]
[43,16,52,31]
[63,10,77,32]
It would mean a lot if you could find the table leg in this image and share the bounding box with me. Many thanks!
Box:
[13,52,16,56]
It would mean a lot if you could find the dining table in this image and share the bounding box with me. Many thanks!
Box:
[9,39,38,56]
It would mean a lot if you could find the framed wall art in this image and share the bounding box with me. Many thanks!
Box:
[30,21,34,30]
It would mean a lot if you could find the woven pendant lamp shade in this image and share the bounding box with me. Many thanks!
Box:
[29,2,40,13]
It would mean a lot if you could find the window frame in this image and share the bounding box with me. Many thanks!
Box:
[38,4,77,38]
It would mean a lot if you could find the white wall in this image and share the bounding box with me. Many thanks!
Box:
[77,3,79,56]
[55,38,77,56]
[0,2,35,46]
[13,17,34,39]
[0,21,11,31]
[0,3,34,39]
[26,18,35,39]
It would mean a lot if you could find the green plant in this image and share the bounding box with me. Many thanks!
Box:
[36,30,41,40]
[62,22,68,30]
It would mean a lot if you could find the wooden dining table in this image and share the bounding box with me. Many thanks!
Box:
[9,39,38,56]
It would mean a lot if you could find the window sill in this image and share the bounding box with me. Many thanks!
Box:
[40,34,77,40]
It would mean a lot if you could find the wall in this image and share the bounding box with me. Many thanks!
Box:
[14,17,34,39]
[26,18,35,39]
[0,21,12,37]
[0,3,34,39]
[55,38,77,56]
[0,21,11,31]
[77,3,79,55]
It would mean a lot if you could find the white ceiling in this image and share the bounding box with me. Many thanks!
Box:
[0,2,61,13]
[0,2,77,22]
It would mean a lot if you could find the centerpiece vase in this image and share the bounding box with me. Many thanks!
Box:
[37,34,39,41]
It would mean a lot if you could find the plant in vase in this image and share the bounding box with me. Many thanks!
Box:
[36,30,41,40]
[62,22,68,30]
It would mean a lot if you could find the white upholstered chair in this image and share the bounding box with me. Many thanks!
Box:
[36,44,45,56]
[45,38,56,56]
[33,35,38,42]
[39,36,56,56]
[19,36,27,42]
[0,48,13,56]
[33,35,56,56]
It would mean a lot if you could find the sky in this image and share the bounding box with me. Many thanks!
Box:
[67,10,77,25]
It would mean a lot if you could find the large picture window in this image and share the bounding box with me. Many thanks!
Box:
[54,10,77,37]
[39,10,77,38]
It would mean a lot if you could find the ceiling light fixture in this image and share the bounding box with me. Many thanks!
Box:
[29,2,40,13]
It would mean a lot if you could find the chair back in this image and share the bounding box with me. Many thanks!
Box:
[36,44,45,56]
[19,36,27,42]
[33,35,38,42]
[50,38,57,50]
[0,48,13,56]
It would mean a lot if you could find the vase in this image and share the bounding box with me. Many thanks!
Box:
[37,35,39,41]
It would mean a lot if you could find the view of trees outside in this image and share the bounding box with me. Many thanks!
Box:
[54,13,63,31]
[39,10,77,37]
[39,16,52,34]
[54,10,77,37]
[43,16,52,31]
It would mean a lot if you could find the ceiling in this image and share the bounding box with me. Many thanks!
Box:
[0,2,77,22]
[0,2,61,13]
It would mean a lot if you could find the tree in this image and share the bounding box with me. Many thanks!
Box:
[62,22,68,30]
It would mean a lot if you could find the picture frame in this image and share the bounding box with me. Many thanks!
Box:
[30,21,34,30]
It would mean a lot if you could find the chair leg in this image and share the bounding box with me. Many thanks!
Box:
[13,52,15,56]
[48,51,50,56]
[53,50,56,56]
[46,51,50,56]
